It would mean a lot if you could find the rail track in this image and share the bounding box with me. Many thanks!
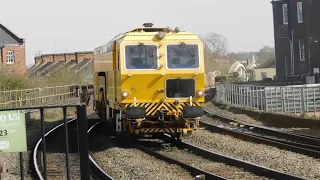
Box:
[203,109,320,143]
[87,121,114,180]
[203,109,320,158]
[32,110,98,180]
[31,107,310,180]
[133,138,225,180]
[88,121,303,180]
[88,121,221,180]
[158,134,304,180]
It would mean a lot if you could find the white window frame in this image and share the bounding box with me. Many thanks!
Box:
[297,2,303,23]
[123,44,159,71]
[6,51,15,64]
[298,39,305,61]
[283,4,288,25]
[165,43,201,70]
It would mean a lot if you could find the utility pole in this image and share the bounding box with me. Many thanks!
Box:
[53,41,59,54]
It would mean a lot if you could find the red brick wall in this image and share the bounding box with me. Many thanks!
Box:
[54,54,65,62]
[34,52,93,63]
[66,54,76,61]
[42,55,54,63]
[0,45,27,75]
[76,53,94,61]
[35,56,42,64]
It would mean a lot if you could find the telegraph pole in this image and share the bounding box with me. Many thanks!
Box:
[53,41,59,53]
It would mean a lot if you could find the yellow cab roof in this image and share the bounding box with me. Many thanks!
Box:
[94,24,200,51]
[123,25,200,41]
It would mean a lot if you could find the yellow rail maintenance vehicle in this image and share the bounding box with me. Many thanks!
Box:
[93,23,205,139]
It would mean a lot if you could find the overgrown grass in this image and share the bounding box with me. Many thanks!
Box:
[43,66,89,86]
[43,107,77,122]
[1,67,89,121]
[29,66,90,88]
[0,71,31,91]
[1,66,89,91]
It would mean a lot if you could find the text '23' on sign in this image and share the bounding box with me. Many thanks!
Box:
[0,110,27,153]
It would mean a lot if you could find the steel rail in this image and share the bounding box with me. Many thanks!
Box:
[203,109,320,147]
[200,121,320,158]
[87,121,115,180]
[32,112,99,180]
[33,118,77,180]
[135,140,227,180]
[244,131,320,151]
[160,134,304,180]
[88,123,219,180]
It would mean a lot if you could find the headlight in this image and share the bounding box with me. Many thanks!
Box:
[122,91,129,98]
[157,31,165,39]
[196,90,204,97]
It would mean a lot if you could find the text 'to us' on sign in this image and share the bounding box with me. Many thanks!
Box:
[0,110,27,153]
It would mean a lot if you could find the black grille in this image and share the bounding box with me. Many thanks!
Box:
[166,79,195,98]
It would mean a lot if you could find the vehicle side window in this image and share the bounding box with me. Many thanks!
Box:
[117,50,120,70]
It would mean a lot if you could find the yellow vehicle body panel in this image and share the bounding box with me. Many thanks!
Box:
[118,34,205,113]
[93,25,205,137]
[107,71,115,108]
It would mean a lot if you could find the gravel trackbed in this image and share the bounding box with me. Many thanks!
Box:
[184,129,320,179]
[90,137,194,180]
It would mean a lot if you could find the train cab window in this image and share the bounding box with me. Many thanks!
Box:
[125,45,158,69]
[166,44,199,69]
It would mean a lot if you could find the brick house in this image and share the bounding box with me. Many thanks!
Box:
[29,51,94,77]
[271,0,320,83]
[0,23,27,75]
[34,51,93,64]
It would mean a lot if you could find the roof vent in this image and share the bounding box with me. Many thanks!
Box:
[143,23,154,27]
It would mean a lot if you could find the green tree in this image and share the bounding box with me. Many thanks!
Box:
[0,71,31,91]
[256,46,275,63]
[227,51,256,62]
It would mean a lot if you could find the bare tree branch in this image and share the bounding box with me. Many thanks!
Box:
[201,33,228,59]
[201,32,231,74]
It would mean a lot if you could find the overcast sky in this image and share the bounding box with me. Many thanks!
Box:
[0,0,274,66]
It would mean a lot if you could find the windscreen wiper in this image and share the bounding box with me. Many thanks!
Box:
[179,41,195,57]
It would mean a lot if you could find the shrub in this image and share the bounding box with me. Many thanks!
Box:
[0,71,31,91]
[0,65,88,91]
[37,66,88,87]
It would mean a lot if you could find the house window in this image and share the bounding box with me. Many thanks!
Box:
[298,39,305,61]
[6,51,14,64]
[261,72,267,80]
[282,4,288,25]
[297,2,303,23]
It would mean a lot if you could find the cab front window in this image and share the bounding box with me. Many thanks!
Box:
[166,44,199,69]
[125,45,158,69]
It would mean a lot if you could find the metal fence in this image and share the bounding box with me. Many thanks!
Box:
[0,84,93,109]
[0,105,89,180]
[216,83,320,116]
